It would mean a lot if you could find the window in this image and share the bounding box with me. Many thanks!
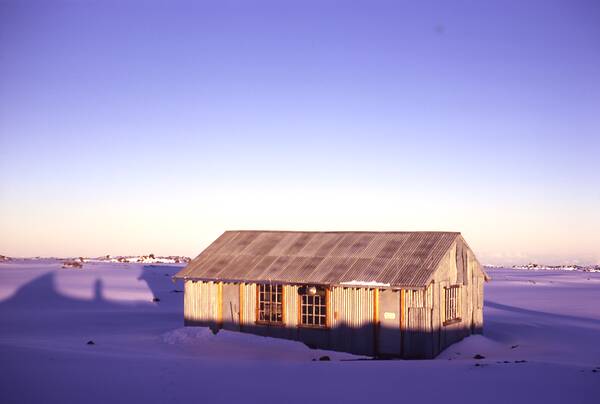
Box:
[444,285,461,325]
[299,286,327,327]
[257,284,283,324]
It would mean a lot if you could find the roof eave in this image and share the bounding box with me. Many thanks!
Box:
[173,275,427,290]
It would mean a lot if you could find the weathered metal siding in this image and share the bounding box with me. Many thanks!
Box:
[429,235,485,355]
[377,289,401,356]
[402,284,434,358]
[330,286,375,355]
[435,242,468,350]
[239,283,256,327]
[184,280,219,325]
[330,287,375,328]
[462,235,485,334]
[471,255,485,333]
[283,284,299,328]
[221,282,240,331]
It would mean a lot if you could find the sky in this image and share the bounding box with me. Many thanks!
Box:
[0,0,599,265]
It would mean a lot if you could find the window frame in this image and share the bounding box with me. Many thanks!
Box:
[298,286,329,329]
[256,283,285,326]
[443,284,461,326]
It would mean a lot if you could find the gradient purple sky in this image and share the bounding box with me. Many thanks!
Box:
[1,1,599,265]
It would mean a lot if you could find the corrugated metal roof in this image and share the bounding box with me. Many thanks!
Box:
[174,231,461,288]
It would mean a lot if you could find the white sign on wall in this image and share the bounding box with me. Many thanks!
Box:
[383,312,396,320]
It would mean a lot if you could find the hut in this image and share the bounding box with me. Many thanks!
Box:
[173,231,488,359]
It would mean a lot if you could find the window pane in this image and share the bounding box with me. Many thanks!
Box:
[445,286,460,322]
[257,284,284,324]
[299,287,327,327]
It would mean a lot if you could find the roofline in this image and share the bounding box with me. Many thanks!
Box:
[223,230,462,234]
[422,234,490,284]
[421,233,461,286]
[456,234,490,281]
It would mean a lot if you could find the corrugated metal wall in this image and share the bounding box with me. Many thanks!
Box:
[184,281,219,324]
[330,287,375,328]
[403,285,433,310]
[283,284,299,327]
[182,270,482,358]
[329,286,375,355]
[239,283,256,327]
[402,284,434,358]
[429,236,484,355]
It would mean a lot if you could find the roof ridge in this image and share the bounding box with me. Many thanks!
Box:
[224,230,461,234]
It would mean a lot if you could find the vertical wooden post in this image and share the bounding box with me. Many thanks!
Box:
[281,284,286,325]
[325,287,331,328]
[298,288,302,327]
[217,282,223,329]
[255,284,260,323]
[239,283,244,329]
[373,288,379,357]
[400,289,405,357]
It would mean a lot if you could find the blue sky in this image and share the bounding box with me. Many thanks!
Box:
[1,0,599,264]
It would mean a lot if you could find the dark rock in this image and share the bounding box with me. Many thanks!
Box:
[504,361,510,363]
[473,354,485,360]
[86,340,95,345]
[152,297,160,302]
[62,261,83,269]
[318,356,331,361]
[171,289,183,293]
[510,344,519,349]
[515,360,527,363]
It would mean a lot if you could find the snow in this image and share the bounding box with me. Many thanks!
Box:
[508,264,600,272]
[340,280,391,287]
[1,262,599,403]
[85,255,190,264]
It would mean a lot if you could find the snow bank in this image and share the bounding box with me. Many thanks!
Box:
[1,262,599,404]
[162,327,215,344]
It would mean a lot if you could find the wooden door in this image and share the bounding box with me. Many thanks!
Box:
[221,283,240,331]
[377,289,402,356]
